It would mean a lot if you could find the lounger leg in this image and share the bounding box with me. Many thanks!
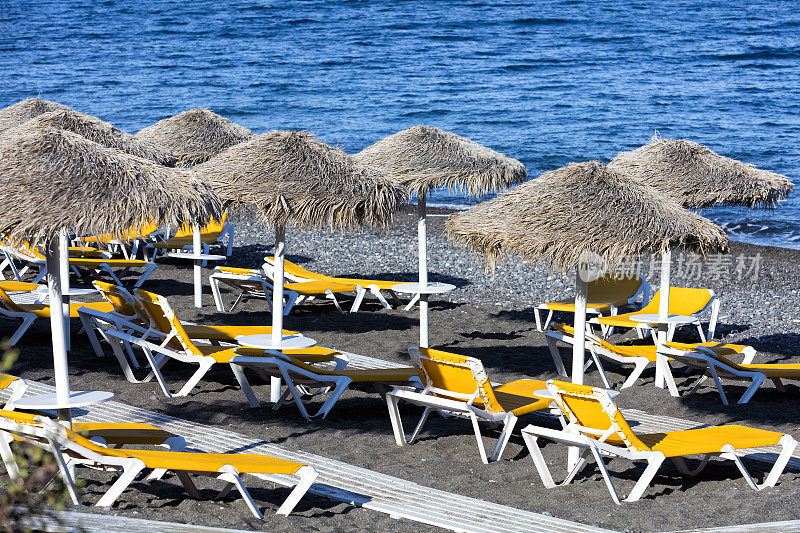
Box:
[739,375,766,404]
[687,374,708,397]
[79,313,105,358]
[522,433,557,488]
[588,347,611,388]
[661,359,680,397]
[370,286,391,309]
[772,378,787,392]
[403,293,421,311]
[229,364,261,408]
[621,360,651,389]
[175,359,215,397]
[283,292,299,315]
[0,432,20,480]
[489,414,517,462]
[210,277,227,312]
[586,445,623,505]
[175,470,202,498]
[217,466,263,519]
[350,286,366,313]
[134,263,157,288]
[545,336,568,377]
[2,380,27,411]
[534,308,543,332]
[708,365,729,406]
[96,460,146,507]
[275,465,317,516]
[623,453,665,503]
[469,413,490,464]
[760,435,797,488]
[8,315,35,346]
[313,378,352,419]
[386,393,409,446]
[229,292,245,313]
[707,300,720,340]
[49,442,82,505]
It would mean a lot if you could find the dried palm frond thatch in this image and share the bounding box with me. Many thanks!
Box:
[4,109,177,166]
[0,126,221,246]
[608,135,794,210]
[0,98,73,133]
[193,130,405,230]
[354,125,527,196]
[136,108,254,166]
[446,161,728,272]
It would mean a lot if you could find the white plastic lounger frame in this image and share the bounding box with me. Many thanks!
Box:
[534,279,650,332]
[386,346,527,464]
[0,415,316,518]
[144,221,234,262]
[545,328,666,391]
[663,345,770,405]
[209,267,358,314]
[521,381,797,504]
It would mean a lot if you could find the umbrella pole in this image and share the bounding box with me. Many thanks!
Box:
[270,224,287,402]
[655,250,672,388]
[59,230,71,351]
[193,224,202,308]
[568,269,588,469]
[45,236,71,424]
[417,194,429,348]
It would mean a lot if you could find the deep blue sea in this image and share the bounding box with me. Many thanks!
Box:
[1,1,798,248]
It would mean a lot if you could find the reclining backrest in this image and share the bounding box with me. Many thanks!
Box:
[134,289,201,354]
[587,275,643,302]
[0,285,26,313]
[547,380,646,449]
[0,373,18,391]
[172,212,227,239]
[410,347,504,415]
[551,323,610,351]
[265,257,321,280]
[93,281,141,319]
[641,288,712,316]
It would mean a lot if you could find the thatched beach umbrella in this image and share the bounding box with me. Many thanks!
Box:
[3,108,177,166]
[194,130,405,402]
[0,126,221,419]
[608,136,794,210]
[0,97,73,133]
[355,125,527,347]
[446,160,728,388]
[136,108,254,166]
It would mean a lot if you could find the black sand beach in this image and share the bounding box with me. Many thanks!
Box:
[3,206,800,532]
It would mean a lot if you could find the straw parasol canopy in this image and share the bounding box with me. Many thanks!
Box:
[0,97,75,133]
[194,130,405,230]
[608,135,794,210]
[354,125,527,196]
[446,160,728,272]
[3,108,177,166]
[0,125,221,246]
[136,108,255,166]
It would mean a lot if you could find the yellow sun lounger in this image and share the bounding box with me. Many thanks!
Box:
[1,240,157,288]
[0,410,316,518]
[82,221,161,260]
[665,345,800,405]
[534,275,649,331]
[0,282,114,345]
[146,213,234,259]
[264,256,405,309]
[546,323,753,393]
[385,346,551,463]
[210,265,358,314]
[522,380,797,504]
[589,287,720,341]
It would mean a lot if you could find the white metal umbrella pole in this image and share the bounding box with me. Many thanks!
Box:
[417,193,429,348]
[45,237,71,423]
[568,269,589,469]
[270,224,287,402]
[655,250,672,388]
[59,230,71,351]
[193,225,202,308]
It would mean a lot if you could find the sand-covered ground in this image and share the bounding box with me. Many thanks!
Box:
[3,206,800,532]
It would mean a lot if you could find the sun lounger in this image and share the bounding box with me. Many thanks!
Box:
[82,221,161,260]
[264,256,405,309]
[534,275,649,331]
[209,265,359,314]
[0,373,28,410]
[144,213,233,260]
[0,410,317,517]
[1,240,156,288]
[522,379,797,503]
[0,281,114,345]
[385,346,551,463]
[588,287,720,341]
[664,345,800,405]
[545,323,753,393]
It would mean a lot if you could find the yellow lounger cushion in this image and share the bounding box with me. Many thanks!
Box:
[272,257,400,291]
[123,448,305,475]
[16,301,114,319]
[545,299,617,313]
[478,379,551,415]
[712,355,800,378]
[68,258,151,268]
[218,266,256,276]
[0,281,44,292]
[635,426,784,457]
[284,280,356,294]
[182,325,282,341]
[72,423,178,446]
[0,373,18,390]
[594,287,712,329]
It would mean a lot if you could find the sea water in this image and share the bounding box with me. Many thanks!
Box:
[1,0,798,248]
